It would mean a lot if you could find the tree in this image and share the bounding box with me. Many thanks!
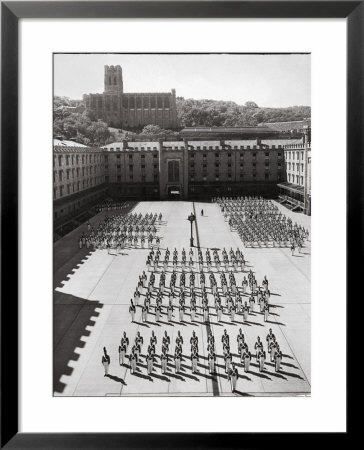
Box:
[244,101,259,109]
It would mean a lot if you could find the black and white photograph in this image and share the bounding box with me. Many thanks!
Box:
[53,53,311,397]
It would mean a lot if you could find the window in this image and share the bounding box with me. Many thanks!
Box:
[129,165,133,170]
[66,169,70,180]
[278,152,282,157]
[228,163,231,168]
[154,174,158,182]
[67,184,71,194]
[216,176,219,181]
[105,176,109,182]
[168,160,180,182]
[141,154,145,159]
[129,154,133,159]
[117,165,121,169]
[154,164,158,169]
[215,153,219,158]
[301,176,304,185]
[60,185,64,197]
[228,153,232,157]
[66,155,70,165]
[253,163,256,167]
[117,155,121,159]
[253,152,257,157]
[141,165,145,169]
[265,152,269,157]
[59,170,63,181]
[215,164,219,168]
[265,173,269,180]
[58,156,62,166]
[53,187,57,198]
[203,164,207,168]
[190,163,195,168]
[203,176,207,181]
[240,163,243,168]
[288,174,291,182]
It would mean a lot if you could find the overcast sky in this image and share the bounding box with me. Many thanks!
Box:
[54,53,310,107]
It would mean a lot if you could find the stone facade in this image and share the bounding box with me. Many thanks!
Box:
[83,65,178,130]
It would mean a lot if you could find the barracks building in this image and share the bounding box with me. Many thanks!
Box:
[53,124,311,232]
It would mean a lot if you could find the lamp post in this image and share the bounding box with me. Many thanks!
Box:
[187,212,196,247]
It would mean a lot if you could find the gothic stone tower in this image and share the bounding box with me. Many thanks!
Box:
[104,65,123,94]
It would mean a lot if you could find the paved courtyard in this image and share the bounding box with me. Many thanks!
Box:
[54,200,310,397]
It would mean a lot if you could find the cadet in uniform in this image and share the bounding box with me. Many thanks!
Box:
[254,337,263,361]
[129,300,136,322]
[258,349,266,372]
[224,348,232,374]
[191,348,199,374]
[243,349,251,372]
[161,348,169,374]
[208,349,216,374]
[102,347,110,376]
[118,339,127,366]
[146,351,155,375]
[228,363,238,392]
[174,347,182,373]
[129,348,137,374]
[274,345,282,372]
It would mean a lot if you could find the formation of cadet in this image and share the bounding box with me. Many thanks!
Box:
[78,211,164,250]
[129,246,273,325]
[95,200,131,213]
[105,327,283,391]
[215,196,309,249]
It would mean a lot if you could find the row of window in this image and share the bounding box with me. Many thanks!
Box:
[189,173,282,182]
[55,166,101,181]
[288,174,304,185]
[55,154,102,166]
[286,151,305,161]
[54,176,103,198]
[286,162,304,172]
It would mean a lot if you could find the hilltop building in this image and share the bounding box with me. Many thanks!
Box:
[83,65,178,130]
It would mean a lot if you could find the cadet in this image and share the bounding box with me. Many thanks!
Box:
[242,301,249,321]
[269,337,278,362]
[146,351,155,375]
[121,331,129,353]
[249,294,255,312]
[224,349,232,374]
[190,330,198,348]
[243,349,251,372]
[162,331,170,352]
[150,330,157,347]
[254,337,263,361]
[161,349,169,374]
[129,348,138,374]
[179,304,185,322]
[102,347,110,376]
[191,348,199,374]
[266,328,275,348]
[208,350,216,374]
[129,300,136,322]
[155,304,162,322]
[118,339,127,366]
[258,349,266,372]
[175,330,184,347]
[167,301,174,322]
[222,329,230,347]
[274,346,282,372]
[141,304,148,322]
[229,302,236,322]
[228,363,238,392]
[174,348,182,373]
[237,328,245,347]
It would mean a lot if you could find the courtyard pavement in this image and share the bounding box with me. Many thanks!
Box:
[54,200,311,396]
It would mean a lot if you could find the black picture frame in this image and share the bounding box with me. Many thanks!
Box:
[1,1,356,448]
